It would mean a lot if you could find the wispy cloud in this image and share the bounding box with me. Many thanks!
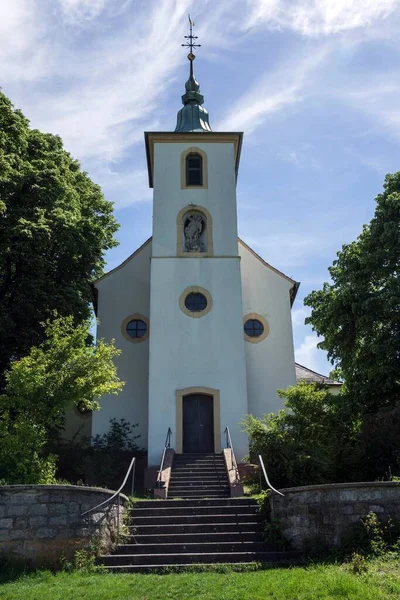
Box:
[217,45,330,133]
[57,0,107,25]
[245,0,398,36]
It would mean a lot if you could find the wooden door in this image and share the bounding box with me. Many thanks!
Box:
[182,394,214,453]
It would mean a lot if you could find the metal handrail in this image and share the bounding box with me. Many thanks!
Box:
[81,455,136,536]
[224,426,239,482]
[157,427,172,488]
[258,454,284,496]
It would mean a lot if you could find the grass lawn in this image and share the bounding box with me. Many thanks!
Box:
[0,559,399,600]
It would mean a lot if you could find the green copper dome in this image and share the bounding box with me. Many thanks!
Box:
[175,58,212,133]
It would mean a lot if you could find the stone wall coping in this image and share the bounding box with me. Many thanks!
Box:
[279,481,400,494]
[0,484,129,501]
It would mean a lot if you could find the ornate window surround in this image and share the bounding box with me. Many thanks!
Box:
[243,312,270,344]
[181,147,208,189]
[179,286,213,318]
[121,313,150,343]
[176,204,214,257]
[175,387,221,454]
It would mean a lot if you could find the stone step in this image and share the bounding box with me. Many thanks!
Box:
[131,505,258,517]
[116,542,269,554]
[168,490,230,497]
[168,493,230,499]
[132,513,260,526]
[130,523,263,535]
[170,473,226,480]
[172,462,225,468]
[168,484,229,492]
[135,498,257,508]
[131,532,264,544]
[101,551,300,566]
[102,560,300,573]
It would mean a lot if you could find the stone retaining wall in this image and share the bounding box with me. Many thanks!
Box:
[271,481,400,550]
[0,485,127,567]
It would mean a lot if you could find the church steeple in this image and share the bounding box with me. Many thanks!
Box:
[175,16,212,133]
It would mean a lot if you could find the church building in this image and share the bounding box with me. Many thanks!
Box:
[89,34,299,469]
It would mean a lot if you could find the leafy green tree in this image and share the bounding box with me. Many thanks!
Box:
[305,172,400,413]
[0,316,124,484]
[242,382,359,488]
[0,91,119,387]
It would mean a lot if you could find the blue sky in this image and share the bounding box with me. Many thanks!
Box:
[2,0,400,375]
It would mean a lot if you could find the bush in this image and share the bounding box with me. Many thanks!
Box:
[242,382,359,488]
[49,418,145,490]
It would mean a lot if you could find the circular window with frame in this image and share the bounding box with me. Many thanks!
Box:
[179,286,213,318]
[122,314,150,343]
[243,313,269,343]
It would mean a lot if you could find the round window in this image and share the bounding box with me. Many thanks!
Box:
[126,318,148,339]
[244,318,264,338]
[184,292,207,312]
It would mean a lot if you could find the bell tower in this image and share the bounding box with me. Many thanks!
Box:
[145,19,248,466]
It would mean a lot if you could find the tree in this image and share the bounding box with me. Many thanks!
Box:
[0,91,119,387]
[305,172,400,414]
[0,315,124,484]
[242,382,359,488]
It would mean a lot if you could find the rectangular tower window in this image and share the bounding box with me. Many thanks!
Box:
[186,154,203,186]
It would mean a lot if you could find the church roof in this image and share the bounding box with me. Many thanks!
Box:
[295,363,342,386]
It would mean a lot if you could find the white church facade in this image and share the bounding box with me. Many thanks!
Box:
[89,45,299,468]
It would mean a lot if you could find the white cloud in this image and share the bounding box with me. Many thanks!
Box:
[58,0,107,24]
[291,306,310,327]
[246,0,398,36]
[295,334,326,372]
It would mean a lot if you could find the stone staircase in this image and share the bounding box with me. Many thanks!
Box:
[100,453,300,571]
[168,453,230,499]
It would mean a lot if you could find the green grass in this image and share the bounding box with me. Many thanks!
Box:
[0,559,399,600]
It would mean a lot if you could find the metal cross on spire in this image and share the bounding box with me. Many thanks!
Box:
[181,14,201,62]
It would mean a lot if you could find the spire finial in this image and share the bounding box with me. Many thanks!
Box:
[181,15,201,61]
[175,16,212,133]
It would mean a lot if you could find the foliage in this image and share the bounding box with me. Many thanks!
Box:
[304,172,400,414]
[242,381,359,488]
[49,418,144,490]
[348,552,369,575]
[262,518,287,550]
[0,316,123,484]
[341,512,400,558]
[357,406,400,481]
[0,91,119,388]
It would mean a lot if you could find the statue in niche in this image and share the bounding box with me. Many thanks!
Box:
[184,212,205,252]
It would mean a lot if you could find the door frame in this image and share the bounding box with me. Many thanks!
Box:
[176,387,221,454]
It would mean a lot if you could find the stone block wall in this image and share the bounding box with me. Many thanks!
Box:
[0,485,127,567]
[271,481,400,550]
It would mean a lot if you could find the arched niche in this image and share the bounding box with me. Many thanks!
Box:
[176,204,214,257]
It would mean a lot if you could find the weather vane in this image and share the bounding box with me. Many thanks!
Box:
[182,14,201,62]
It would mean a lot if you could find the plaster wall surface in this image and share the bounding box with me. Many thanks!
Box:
[240,242,296,417]
[152,141,239,257]
[92,240,152,447]
[148,139,248,466]
[148,257,249,466]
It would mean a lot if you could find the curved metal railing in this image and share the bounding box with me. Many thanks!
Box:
[224,426,240,482]
[81,455,136,536]
[157,427,172,488]
[258,454,284,496]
